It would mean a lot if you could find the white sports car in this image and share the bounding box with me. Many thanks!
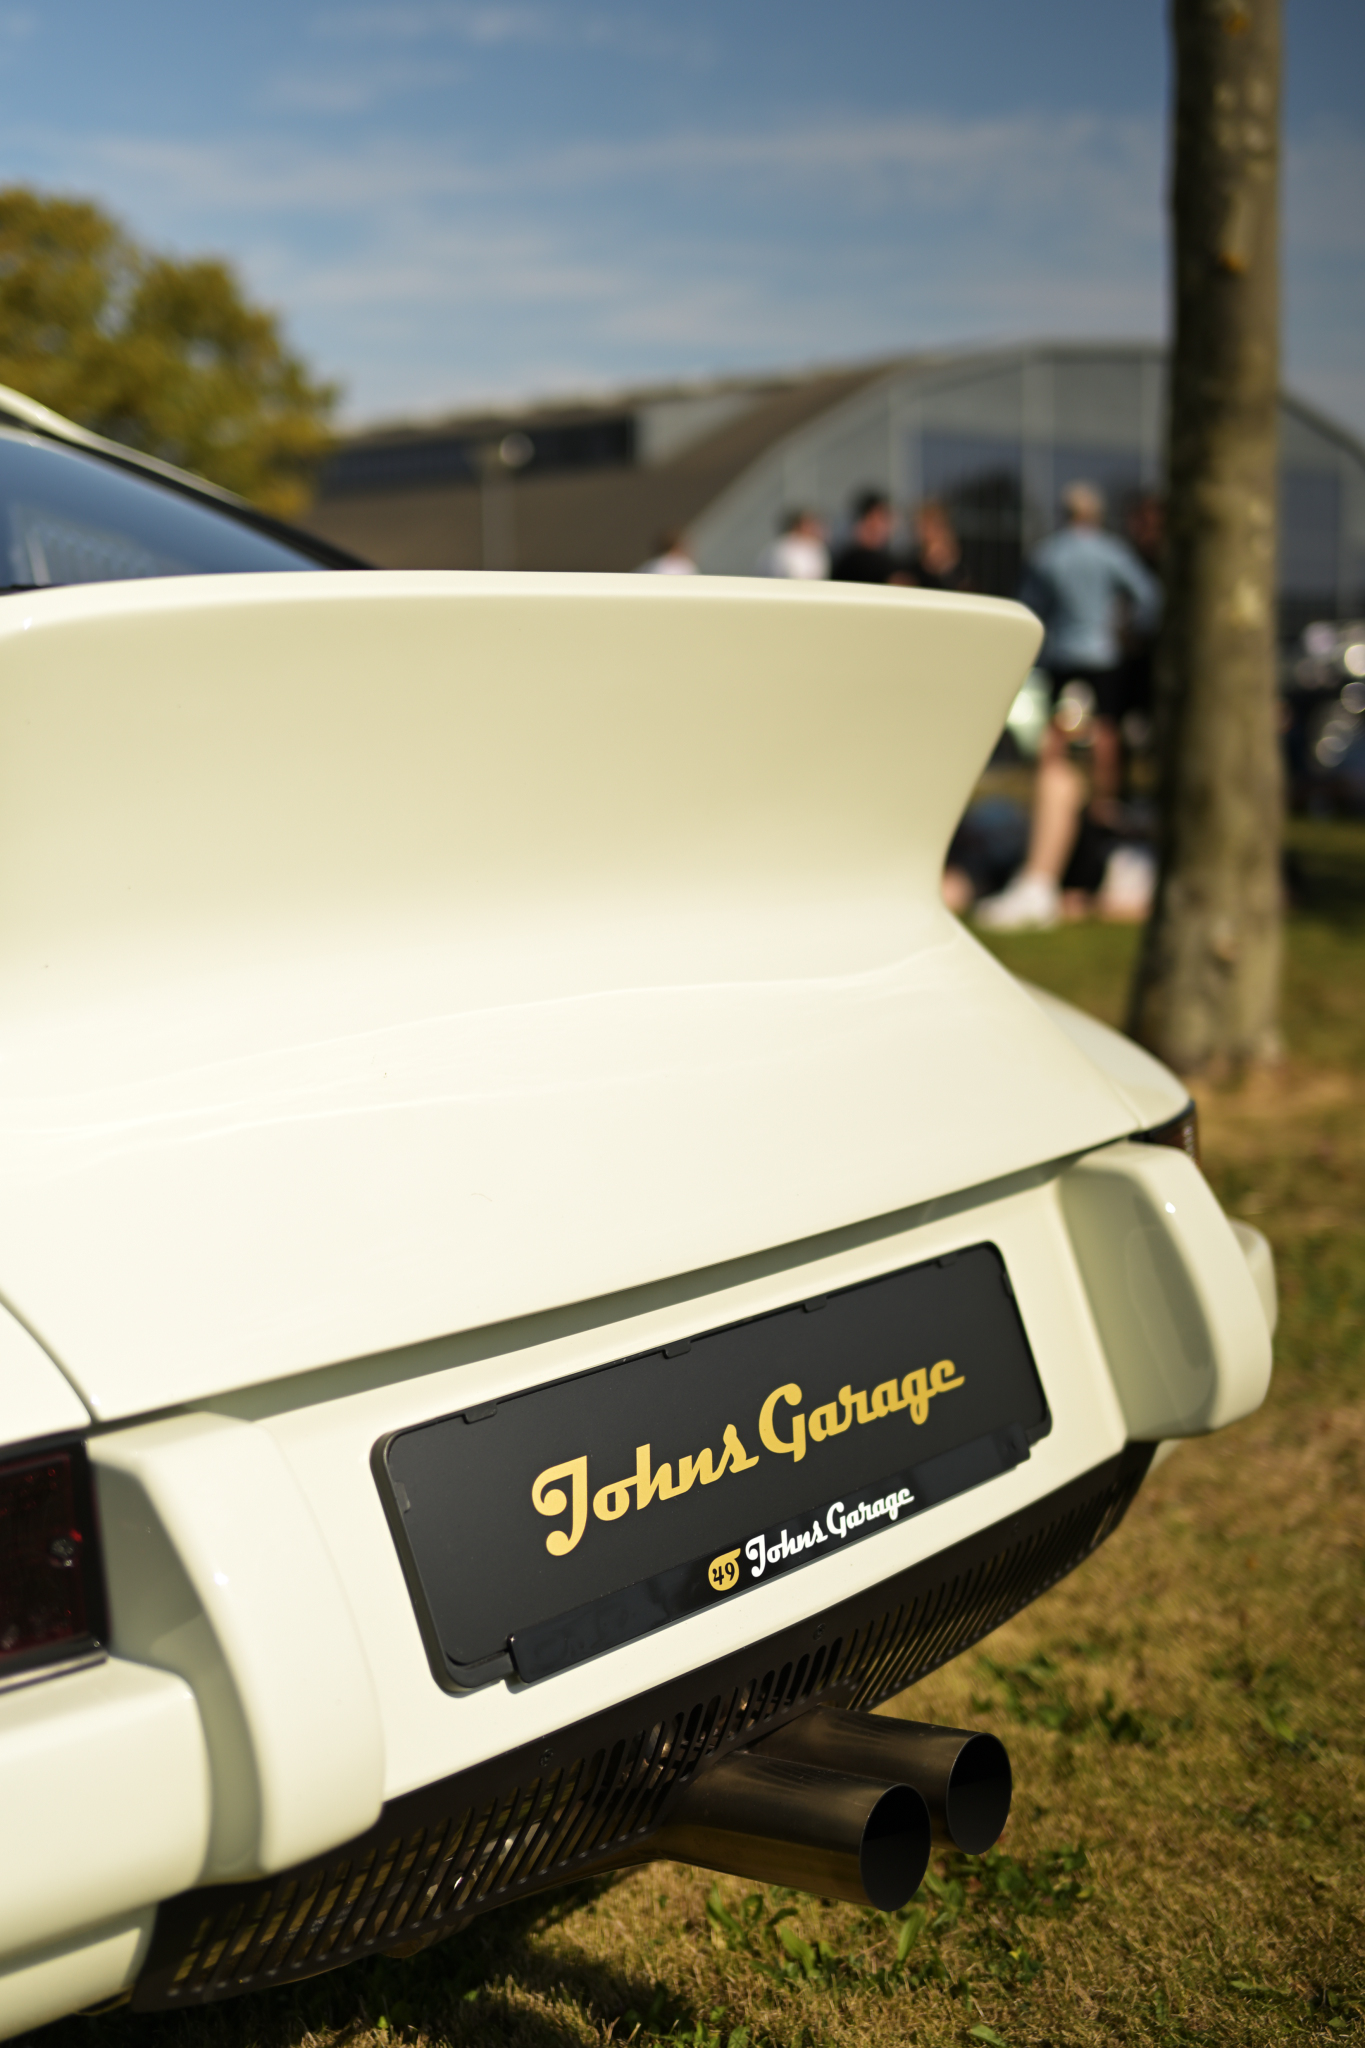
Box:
[0,386,1274,2035]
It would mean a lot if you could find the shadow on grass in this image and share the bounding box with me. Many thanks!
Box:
[27,1874,723,2048]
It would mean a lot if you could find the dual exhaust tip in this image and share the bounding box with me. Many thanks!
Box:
[656,1707,1011,1912]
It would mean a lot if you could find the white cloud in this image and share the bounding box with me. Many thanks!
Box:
[4,93,1359,437]
[41,108,1162,230]
[259,74,377,115]
[0,104,1169,421]
[317,4,565,45]
[259,56,469,115]
[310,2,711,63]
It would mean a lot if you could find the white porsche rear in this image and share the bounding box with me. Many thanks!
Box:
[0,572,1272,2033]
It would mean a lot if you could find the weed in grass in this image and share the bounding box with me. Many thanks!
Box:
[1211,1654,1324,1757]
[704,1878,966,1996]
[1146,1986,1202,2047]
[972,1653,1163,1748]
[1097,1694,1164,1746]
[1228,1973,1362,2036]
[703,1845,1093,2010]
[973,1651,1084,1733]
[618,1984,751,2046]
[931,1845,1094,1993]
[703,1883,942,1993]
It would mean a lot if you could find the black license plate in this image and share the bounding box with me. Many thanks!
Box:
[379,1243,1049,1688]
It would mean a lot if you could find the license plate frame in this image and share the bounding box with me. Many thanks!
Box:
[378,1242,1050,1689]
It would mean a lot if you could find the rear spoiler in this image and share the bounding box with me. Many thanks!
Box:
[0,574,1135,1412]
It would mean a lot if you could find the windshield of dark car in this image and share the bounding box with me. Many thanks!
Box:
[0,429,331,588]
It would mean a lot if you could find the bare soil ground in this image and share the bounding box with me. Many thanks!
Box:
[37,822,1365,2048]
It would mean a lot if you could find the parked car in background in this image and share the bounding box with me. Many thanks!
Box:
[1283,617,1365,813]
[0,385,1274,2034]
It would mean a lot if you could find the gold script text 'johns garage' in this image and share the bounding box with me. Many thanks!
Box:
[530,1361,965,1558]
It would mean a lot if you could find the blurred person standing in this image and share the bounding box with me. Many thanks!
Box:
[906,499,971,592]
[637,529,697,574]
[830,489,905,583]
[1113,491,1164,749]
[976,480,1159,930]
[756,508,829,579]
[1018,481,1160,808]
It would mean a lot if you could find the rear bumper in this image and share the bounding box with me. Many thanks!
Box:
[0,1133,1271,2030]
[0,1657,209,1969]
[132,1441,1152,2012]
[0,1657,209,2037]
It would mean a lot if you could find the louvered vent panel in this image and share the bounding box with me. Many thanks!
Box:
[136,1449,1147,2011]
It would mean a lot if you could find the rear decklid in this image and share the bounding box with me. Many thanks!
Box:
[0,572,1136,1416]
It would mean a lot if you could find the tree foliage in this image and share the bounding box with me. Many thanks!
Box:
[0,188,337,517]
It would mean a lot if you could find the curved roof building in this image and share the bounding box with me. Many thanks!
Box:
[690,344,1364,639]
[307,342,1365,637]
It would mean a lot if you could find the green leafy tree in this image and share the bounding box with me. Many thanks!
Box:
[0,188,337,517]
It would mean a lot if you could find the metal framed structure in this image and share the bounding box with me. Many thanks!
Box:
[689,344,1365,638]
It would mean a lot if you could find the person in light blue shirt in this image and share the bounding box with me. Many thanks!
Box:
[1019,481,1161,677]
[975,481,1161,931]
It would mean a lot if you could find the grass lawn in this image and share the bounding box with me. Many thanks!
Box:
[41,823,1365,2048]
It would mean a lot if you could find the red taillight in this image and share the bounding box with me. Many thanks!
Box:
[0,1439,106,1687]
[1135,1100,1201,1169]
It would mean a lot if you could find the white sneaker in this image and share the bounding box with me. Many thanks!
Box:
[1097,844,1157,922]
[974,871,1061,931]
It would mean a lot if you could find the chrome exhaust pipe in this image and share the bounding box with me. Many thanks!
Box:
[656,1750,932,1910]
[757,1708,1012,1855]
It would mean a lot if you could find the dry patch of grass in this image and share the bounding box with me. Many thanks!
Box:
[37,826,1365,2048]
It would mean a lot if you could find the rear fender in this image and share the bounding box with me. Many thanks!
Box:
[1060,1141,1272,1439]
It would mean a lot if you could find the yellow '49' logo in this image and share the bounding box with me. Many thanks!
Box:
[708,1549,741,1592]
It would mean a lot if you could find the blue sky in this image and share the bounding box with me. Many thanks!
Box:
[3,1,1361,434]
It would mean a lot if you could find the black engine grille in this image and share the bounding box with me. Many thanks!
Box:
[133,1444,1151,2011]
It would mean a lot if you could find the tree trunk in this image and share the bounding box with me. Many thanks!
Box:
[1128,0,1282,1075]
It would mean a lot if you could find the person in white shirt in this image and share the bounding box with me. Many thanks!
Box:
[636,529,697,574]
[756,508,830,580]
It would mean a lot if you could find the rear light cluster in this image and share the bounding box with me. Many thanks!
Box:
[1135,1099,1201,1170]
[0,1438,107,1688]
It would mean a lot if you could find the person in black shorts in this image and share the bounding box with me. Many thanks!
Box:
[974,481,1160,930]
